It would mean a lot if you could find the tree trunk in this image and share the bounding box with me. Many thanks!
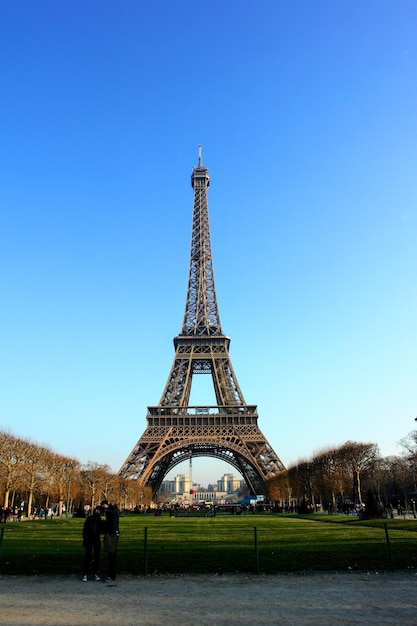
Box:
[58,491,64,517]
[27,491,33,518]
[356,469,362,503]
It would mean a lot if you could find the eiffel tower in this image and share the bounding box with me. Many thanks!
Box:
[119,148,285,496]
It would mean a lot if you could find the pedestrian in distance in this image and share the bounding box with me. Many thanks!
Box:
[82,505,104,582]
[101,500,120,581]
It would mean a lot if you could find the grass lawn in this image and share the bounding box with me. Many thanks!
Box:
[1,513,416,576]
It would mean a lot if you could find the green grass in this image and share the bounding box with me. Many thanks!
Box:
[1,513,417,576]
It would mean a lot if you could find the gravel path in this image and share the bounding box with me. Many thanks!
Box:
[1,572,416,625]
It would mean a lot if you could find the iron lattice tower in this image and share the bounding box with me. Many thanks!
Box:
[119,149,285,495]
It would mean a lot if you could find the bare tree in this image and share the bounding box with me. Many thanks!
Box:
[398,430,417,457]
[398,431,417,493]
[0,431,27,508]
[339,441,379,504]
[265,470,288,505]
[79,462,112,510]
[101,468,118,502]
[20,439,50,516]
[44,450,79,516]
[286,460,317,509]
[312,447,345,511]
[367,455,393,508]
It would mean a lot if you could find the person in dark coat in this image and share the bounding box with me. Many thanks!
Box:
[82,506,103,581]
[101,500,120,581]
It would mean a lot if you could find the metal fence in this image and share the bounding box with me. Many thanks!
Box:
[129,521,411,575]
[1,515,417,576]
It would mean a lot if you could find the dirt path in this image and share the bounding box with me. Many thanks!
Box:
[1,572,416,625]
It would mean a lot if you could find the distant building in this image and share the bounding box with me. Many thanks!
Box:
[160,472,243,500]
[217,473,243,493]
[160,474,191,495]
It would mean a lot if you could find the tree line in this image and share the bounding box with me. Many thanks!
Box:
[2,429,417,517]
[0,430,153,517]
[266,434,417,514]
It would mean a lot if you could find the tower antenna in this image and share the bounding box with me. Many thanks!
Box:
[198,145,203,167]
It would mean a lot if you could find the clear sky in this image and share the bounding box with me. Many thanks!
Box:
[1,2,416,487]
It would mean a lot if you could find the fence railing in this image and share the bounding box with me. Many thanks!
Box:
[134,521,402,575]
[1,514,416,576]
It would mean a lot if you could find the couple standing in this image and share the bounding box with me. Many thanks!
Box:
[82,500,119,582]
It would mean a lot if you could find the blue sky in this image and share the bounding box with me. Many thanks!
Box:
[1,2,416,487]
